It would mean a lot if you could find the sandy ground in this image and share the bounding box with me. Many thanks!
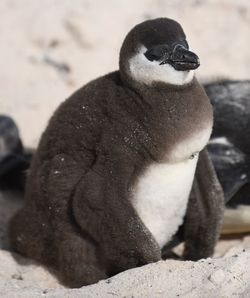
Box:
[1,0,250,296]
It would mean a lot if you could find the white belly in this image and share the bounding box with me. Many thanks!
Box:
[131,155,198,248]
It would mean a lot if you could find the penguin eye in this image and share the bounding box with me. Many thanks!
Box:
[144,45,170,62]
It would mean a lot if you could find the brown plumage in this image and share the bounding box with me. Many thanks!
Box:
[9,18,224,287]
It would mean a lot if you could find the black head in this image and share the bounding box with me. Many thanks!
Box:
[138,18,200,71]
[120,18,200,86]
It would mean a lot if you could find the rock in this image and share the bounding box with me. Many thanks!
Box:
[208,269,225,285]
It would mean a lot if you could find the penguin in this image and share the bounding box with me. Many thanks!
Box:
[204,79,250,235]
[0,115,32,190]
[204,80,250,200]
[9,18,224,287]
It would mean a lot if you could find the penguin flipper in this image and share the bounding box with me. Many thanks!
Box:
[73,155,161,275]
[183,149,224,260]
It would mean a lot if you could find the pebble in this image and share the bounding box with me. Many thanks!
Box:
[209,269,225,285]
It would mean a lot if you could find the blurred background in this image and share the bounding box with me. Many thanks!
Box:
[1,0,250,148]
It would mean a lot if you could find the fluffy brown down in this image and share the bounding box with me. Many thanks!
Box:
[9,18,224,287]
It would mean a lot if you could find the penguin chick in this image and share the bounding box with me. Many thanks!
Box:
[9,18,224,287]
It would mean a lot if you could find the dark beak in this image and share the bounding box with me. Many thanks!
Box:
[160,44,200,71]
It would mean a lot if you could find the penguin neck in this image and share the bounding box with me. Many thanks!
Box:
[120,65,197,98]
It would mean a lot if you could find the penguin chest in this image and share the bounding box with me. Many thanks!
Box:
[131,155,198,248]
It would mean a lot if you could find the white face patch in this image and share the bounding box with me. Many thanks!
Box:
[128,45,194,86]
[131,155,198,248]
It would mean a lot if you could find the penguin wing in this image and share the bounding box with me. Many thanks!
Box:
[183,149,224,260]
[47,74,162,272]
[72,152,162,274]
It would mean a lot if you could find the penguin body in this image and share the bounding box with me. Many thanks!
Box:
[0,115,31,190]
[9,18,224,287]
[204,80,250,187]
[205,80,250,235]
[127,79,213,248]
